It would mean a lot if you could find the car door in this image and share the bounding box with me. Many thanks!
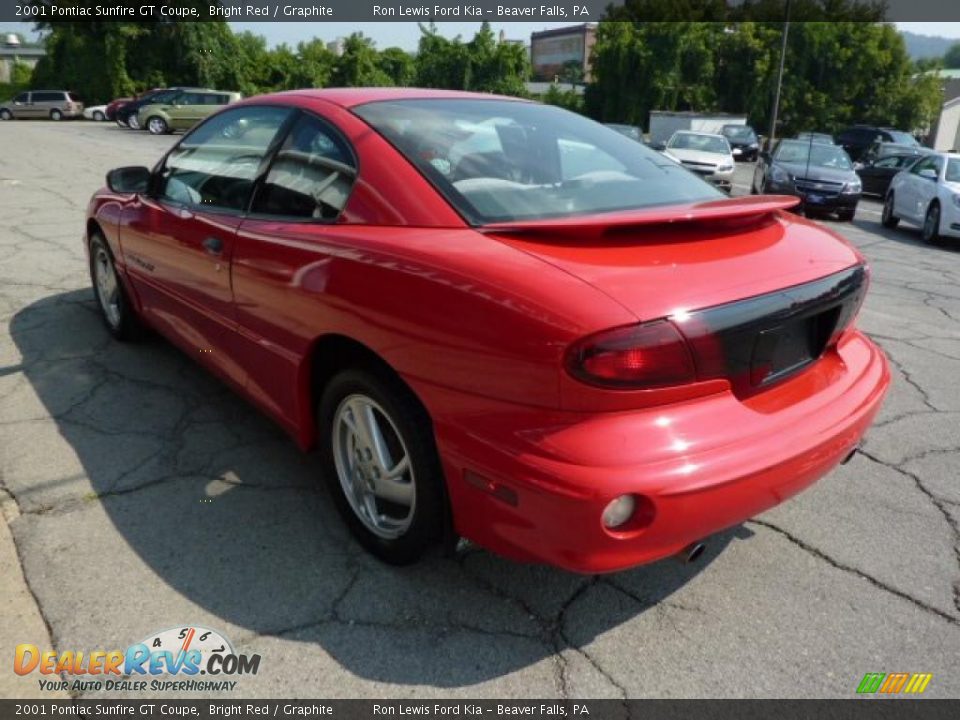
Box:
[913,155,944,218]
[897,156,933,220]
[119,105,294,382]
[860,155,900,195]
[9,92,32,119]
[229,110,359,428]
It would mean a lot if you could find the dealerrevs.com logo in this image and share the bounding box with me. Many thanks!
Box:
[14,626,260,693]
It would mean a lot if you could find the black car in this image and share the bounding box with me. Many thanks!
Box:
[857,141,931,168]
[856,153,924,197]
[752,139,861,221]
[835,125,919,162]
[115,88,182,130]
[720,124,760,161]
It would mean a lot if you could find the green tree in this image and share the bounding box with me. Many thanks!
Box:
[944,42,960,69]
[331,33,393,87]
[378,47,416,87]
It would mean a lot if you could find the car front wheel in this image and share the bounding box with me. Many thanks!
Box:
[881,192,899,228]
[319,369,446,565]
[89,234,141,340]
[922,202,941,244]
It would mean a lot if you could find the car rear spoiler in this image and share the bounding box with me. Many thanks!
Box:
[479,195,801,240]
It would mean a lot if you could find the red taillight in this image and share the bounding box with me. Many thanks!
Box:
[566,320,696,389]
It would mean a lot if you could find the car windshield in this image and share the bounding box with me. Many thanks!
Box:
[945,159,960,183]
[723,126,755,140]
[887,131,918,146]
[354,99,723,224]
[668,133,730,154]
[775,142,853,170]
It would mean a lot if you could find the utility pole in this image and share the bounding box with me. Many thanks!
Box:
[768,0,792,148]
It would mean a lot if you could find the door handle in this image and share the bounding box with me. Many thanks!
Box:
[202,237,223,255]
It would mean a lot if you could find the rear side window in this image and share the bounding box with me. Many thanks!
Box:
[252,113,357,221]
[158,106,292,212]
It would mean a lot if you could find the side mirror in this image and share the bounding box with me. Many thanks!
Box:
[106,166,151,194]
[918,168,938,180]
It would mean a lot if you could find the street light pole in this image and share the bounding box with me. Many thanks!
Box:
[768,0,792,147]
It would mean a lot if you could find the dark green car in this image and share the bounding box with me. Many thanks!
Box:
[137,89,242,135]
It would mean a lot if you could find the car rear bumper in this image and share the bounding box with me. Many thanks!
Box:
[414,329,889,573]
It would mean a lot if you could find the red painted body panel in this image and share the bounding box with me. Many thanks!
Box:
[85,89,890,572]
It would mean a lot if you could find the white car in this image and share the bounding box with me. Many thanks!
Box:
[83,105,108,122]
[883,152,960,243]
[662,131,736,191]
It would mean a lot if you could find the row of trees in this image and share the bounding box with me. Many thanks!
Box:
[587,20,943,136]
[7,0,946,137]
[25,20,528,104]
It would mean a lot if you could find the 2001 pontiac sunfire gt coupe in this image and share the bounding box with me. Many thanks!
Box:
[85,88,890,573]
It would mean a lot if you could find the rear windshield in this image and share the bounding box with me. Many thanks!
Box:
[887,131,918,146]
[353,99,722,224]
[68,92,81,102]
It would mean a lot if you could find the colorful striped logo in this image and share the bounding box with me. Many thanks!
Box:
[857,673,932,694]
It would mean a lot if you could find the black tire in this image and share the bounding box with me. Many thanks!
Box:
[88,234,143,341]
[93,110,105,122]
[116,117,128,128]
[837,206,856,222]
[922,202,941,244]
[146,116,169,135]
[318,369,446,565]
[0,109,12,121]
[49,109,62,121]
[881,192,899,228]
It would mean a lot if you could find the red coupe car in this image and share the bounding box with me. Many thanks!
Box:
[85,89,890,572]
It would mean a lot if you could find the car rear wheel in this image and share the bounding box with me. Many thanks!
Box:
[89,234,142,340]
[922,202,941,244]
[319,369,446,565]
[146,116,169,135]
[881,193,899,228]
[49,109,62,121]
[128,114,140,130]
[93,110,105,122]
[0,109,12,121]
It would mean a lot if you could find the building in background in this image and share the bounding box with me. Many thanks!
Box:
[919,69,960,150]
[0,34,44,84]
[530,24,596,83]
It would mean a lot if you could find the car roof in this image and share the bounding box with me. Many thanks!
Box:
[248,87,531,109]
[673,130,725,138]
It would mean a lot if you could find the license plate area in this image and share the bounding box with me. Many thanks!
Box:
[676,266,867,398]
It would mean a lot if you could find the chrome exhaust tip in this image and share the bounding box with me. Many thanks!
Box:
[677,541,707,564]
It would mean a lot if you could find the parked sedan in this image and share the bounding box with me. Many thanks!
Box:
[663,130,736,190]
[856,153,922,197]
[85,89,889,572]
[83,104,108,122]
[858,141,931,168]
[720,124,760,161]
[753,139,861,220]
[883,151,960,243]
[795,132,834,145]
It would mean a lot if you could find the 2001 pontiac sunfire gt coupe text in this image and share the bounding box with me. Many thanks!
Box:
[84,88,890,573]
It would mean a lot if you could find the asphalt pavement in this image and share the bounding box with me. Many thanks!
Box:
[0,121,958,699]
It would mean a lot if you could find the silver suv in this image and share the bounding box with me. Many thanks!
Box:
[0,90,84,121]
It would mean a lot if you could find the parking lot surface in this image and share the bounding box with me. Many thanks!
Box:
[1,121,958,699]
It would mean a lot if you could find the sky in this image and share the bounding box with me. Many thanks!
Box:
[2,21,960,51]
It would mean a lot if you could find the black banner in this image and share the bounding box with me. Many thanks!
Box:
[2,700,960,719]
[5,0,960,23]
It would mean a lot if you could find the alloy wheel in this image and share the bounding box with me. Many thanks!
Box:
[147,117,167,135]
[93,245,122,329]
[128,115,140,130]
[332,393,416,540]
[50,110,62,121]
